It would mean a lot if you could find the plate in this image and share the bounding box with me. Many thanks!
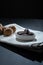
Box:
[0,23,43,52]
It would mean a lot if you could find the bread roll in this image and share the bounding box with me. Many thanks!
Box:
[0,27,3,34]
[2,26,6,32]
[9,26,16,33]
[0,23,3,27]
[3,28,13,36]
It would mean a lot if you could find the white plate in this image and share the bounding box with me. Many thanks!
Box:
[0,23,43,52]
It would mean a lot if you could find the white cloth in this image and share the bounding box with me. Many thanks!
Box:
[0,23,43,52]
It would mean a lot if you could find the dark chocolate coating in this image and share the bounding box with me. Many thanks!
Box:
[17,29,34,35]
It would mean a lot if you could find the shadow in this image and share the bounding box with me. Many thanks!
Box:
[0,42,43,63]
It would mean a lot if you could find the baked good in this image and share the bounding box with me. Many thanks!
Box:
[3,28,13,36]
[0,24,16,36]
[16,29,35,41]
[0,24,4,34]
[0,23,3,27]
[9,26,16,33]
[2,26,6,32]
[0,27,3,34]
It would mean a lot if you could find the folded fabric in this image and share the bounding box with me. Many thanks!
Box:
[0,23,43,52]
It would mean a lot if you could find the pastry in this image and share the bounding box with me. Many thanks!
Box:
[3,28,13,36]
[2,26,7,32]
[0,24,16,36]
[0,27,3,34]
[9,26,16,33]
[16,29,35,41]
[0,23,3,27]
[0,24,4,34]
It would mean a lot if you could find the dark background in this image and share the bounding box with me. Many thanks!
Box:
[0,0,43,19]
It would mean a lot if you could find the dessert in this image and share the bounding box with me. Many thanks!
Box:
[0,27,3,34]
[0,23,3,27]
[9,26,16,33]
[2,26,6,32]
[3,28,13,36]
[0,23,16,36]
[0,24,7,34]
[0,24,3,34]
[16,29,35,41]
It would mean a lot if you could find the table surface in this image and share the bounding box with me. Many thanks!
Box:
[0,19,43,65]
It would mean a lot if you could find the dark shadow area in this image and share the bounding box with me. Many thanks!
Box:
[0,42,43,63]
[0,0,43,19]
[0,18,43,32]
